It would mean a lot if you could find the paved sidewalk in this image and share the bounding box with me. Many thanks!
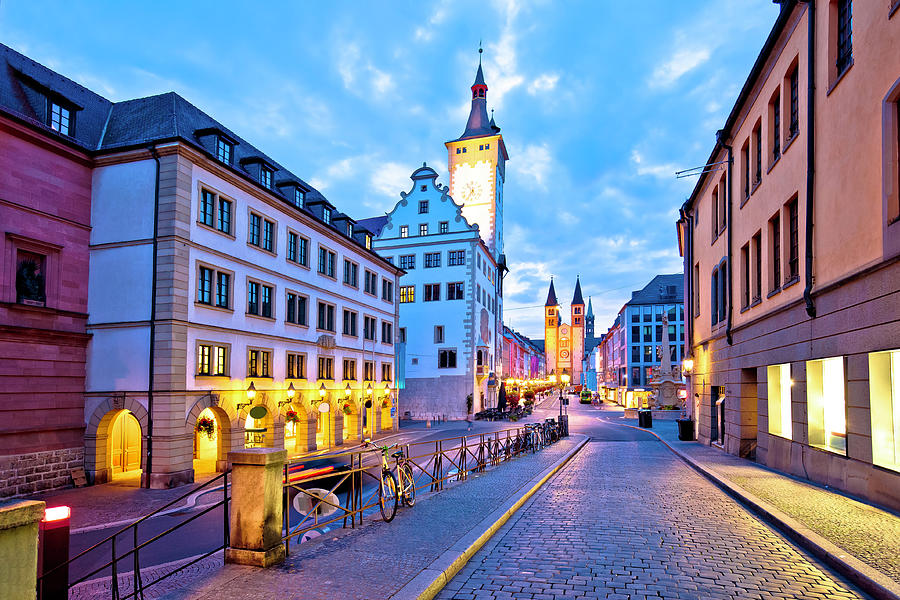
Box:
[596,405,900,598]
[99,436,583,599]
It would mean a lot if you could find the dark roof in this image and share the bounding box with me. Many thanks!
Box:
[473,62,486,87]
[455,63,493,141]
[586,297,593,317]
[532,339,545,353]
[625,274,684,306]
[545,279,558,307]
[572,277,584,305]
[356,216,389,236]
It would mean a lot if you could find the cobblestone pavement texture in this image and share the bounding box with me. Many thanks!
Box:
[440,440,868,600]
[105,437,580,600]
[603,408,900,586]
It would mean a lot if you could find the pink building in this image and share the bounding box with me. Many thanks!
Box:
[0,44,104,496]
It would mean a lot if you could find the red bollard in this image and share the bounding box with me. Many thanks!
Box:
[38,506,70,600]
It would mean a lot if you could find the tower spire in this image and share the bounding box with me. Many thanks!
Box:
[545,278,559,307]
[572,276,584,305]
[459,48,491,139]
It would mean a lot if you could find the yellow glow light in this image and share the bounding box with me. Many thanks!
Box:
[286,382,296,399]
[246,381,257,400]
[318,383,326,398]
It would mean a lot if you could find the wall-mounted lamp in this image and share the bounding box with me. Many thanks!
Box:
[237,382,256,412]
[345,383,352,398]
[318,383,326,398]
[278,382,296,408]
[365,383,373,396]
[682,358,694,373]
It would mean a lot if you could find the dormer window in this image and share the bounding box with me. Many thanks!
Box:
[49,102,71,136]
[364,235,372,250]
[323,207,331,225]
[260,166,273,189]
[293,187,305,208]
[216,137,233,164]
[347,222,353,237]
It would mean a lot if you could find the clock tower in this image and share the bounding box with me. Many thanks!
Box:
[445,51,509,260]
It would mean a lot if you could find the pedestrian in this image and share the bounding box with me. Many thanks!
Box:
[467,412,473,431]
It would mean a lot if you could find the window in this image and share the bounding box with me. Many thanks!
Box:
[718,175,727,232]
[400,225,408,238]
[424,283,440,302]
[869,349,900,472]
[643,345,653,363]
[364,361,375,381]
[197,344,228,376]
[260,166,273,189]
[631,325,640,342]
[447,282,464,300]
[318,357,334,380]
[631,346,641,363]
[742,141,750,199]
[711,186,719,239]
[632,367,642,386]
[292,187,305,208]
[248,349,272,378]
[789,66,800,138]
[381,363,392,382]
[261,285,273,318]
[754,122,762,184]
[248,283,273,318]
[262,219,275,252]
[438,349,457,369]
[218,197,232,235]
[771,91,781,161]
[711,268,719,325]
[198,267,213,304]
[400,285,415,303]
[216,137,232,164]
[249,213,261,246]
[285,292,308,326]
[317,302,335,332]
[363,316,377,341]
[787,198,799,280]
[770,212,782,290]
[343,259,359,287]
[398,254,415,270]
[752,232,762,303]
[247,281,259,315]
[364,270,378,295]
[287,353,306,379]
[216,272,230,308]
[448,250,466,266]
[419,224,428,236]
[322,207,332,225]
[419,200,429,214]
[424,252,441,268]
[456,148,461,154]
[318,247,336,278]
[434,326,445,343]
[807,356,847,454]
[439,221,449,234]
[718,261,728,321]
[287,232,298,263]
[741,243,750,310]
[767,363,792,439]
[643,325,652,343]
[836,0,853,76]
[200,190,215,227]
[399,328,406,343]
[49,102,71,135]
[343,309,358,336]
[346,222,353,237]
[381,321,393,344]
[343,359,357,381]
[382,280,393,301]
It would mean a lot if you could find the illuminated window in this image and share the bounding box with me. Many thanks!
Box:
[399,225,408,238]
[869,349,900,472]
[807,357,847,454]
[767,363,792,439]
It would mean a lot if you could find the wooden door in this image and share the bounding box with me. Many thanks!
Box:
[111,411,141,474]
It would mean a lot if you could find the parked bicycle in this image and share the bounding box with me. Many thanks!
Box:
[364,440,416,522]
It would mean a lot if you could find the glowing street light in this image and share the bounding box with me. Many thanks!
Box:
[345,383,352,398]
[246,381,257,400]
[318,383,326,398]
[286,382,296,399]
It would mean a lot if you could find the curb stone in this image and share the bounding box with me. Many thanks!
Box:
[604,416,900,600]
[389,434,590,600]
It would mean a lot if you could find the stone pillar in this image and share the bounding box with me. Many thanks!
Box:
[331,410,344,446]
[0,500,44,600]
[295,415,317,453]
[344,408,361,443]
[225,449,286,567]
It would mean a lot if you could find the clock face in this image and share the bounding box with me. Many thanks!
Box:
[452,162,491,206]
[560,350,570,359]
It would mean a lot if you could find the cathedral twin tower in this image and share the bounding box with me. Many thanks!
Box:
[544,277,593,387]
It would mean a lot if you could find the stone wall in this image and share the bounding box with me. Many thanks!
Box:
[400,374,471,420]
[0,447,84,498]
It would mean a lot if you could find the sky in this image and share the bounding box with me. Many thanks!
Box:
[0,0,781,340]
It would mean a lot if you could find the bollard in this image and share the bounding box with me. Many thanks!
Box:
[38,506,71,600]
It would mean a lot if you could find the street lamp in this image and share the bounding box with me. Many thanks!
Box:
[318,383,326,398]
[278,382,296,408]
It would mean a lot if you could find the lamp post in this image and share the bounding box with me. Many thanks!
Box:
[560,373,571,436]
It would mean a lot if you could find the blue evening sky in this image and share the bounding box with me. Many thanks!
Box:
[0,0,780,340]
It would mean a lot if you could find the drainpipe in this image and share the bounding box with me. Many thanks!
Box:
[716,132,735,346]
[145,146,161,487]
[801,0,817,318]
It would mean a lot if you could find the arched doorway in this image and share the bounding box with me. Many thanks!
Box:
[110,411,142,481]
[193,408,219,475]
[244,404,273,448]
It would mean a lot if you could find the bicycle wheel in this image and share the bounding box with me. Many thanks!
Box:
[400,464,416,507]
[379,470,399,522]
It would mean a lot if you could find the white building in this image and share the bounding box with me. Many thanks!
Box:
[361,165,501,419]
[84,92,401,488]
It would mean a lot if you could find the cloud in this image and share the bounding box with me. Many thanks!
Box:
[415,1,450,42]
[630,149,677,180]
[511,143,554,190]
[336,42,395,100]
[650,44,711,88]
[528,73,559,95]
[370,161,413,199]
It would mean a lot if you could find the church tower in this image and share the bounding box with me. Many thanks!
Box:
[445,50,510,260]
[544,279,559,376]
[585,297,595,341]
[570,277,585,386]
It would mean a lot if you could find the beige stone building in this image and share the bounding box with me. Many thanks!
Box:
[677,0,900,511]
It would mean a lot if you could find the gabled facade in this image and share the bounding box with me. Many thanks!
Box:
[368,165,501,418]
[677,0,900,511]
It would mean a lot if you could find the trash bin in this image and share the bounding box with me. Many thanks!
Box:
[677,418,694,441]
[638,409,652,428]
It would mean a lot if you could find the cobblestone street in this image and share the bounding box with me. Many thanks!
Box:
[439,439,868,600]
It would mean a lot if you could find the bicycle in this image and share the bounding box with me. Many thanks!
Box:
[365,441,416,522]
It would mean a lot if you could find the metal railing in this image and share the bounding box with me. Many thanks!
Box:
[282,419,564,554]
[38,470,230,600]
